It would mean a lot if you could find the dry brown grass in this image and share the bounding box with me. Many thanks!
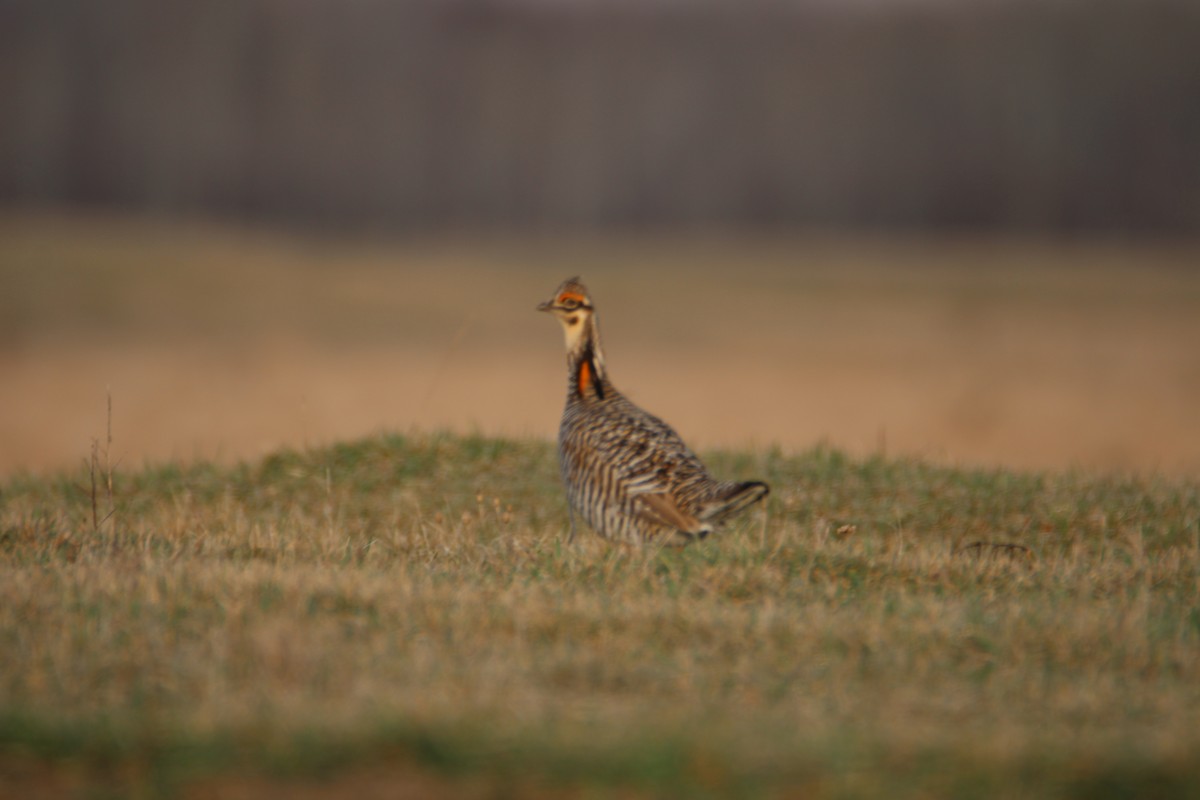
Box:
[3,212,1200,478]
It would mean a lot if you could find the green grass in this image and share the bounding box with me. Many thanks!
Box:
[2,432,1199,797]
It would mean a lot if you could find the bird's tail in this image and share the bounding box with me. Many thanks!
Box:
[700,480,770,524]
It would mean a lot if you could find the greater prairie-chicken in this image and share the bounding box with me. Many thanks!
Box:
[538,277,769,546]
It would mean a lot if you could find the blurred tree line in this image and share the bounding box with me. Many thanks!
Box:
[2,0,1197,235]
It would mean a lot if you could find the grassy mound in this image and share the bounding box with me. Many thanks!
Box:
[2,432,1198,797]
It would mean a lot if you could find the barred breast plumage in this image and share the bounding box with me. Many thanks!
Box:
[538,277,769,546]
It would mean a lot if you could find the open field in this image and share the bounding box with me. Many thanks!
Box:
[2,213,1200,479]
[2,214,1200,794]
[2,431,1199,797]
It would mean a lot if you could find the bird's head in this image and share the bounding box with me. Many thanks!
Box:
[538,277,595,349]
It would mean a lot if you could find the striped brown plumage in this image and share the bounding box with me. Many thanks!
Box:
[538,277,769,546]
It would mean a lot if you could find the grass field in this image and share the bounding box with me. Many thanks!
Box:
[2,430,1199,797]
[2,214,1199,796]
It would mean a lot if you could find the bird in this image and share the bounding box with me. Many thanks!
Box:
[538,277,769,546]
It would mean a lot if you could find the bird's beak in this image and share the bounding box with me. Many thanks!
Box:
[537,300,554,312]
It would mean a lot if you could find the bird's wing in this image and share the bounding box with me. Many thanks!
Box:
[627,489,708,536]
[606,407,711,536]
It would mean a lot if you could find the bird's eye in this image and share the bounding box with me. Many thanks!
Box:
[559,296,579,309]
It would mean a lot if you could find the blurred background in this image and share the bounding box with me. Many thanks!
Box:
[2,0,1199,476]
